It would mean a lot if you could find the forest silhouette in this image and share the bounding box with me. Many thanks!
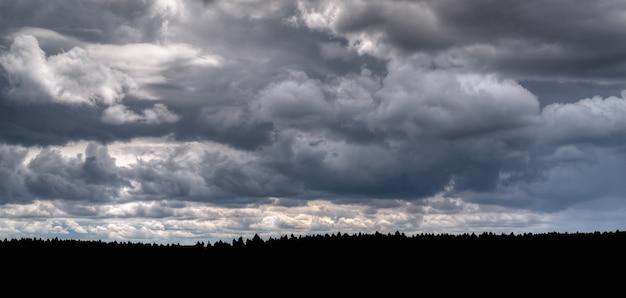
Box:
[4,230,624,292]
[4,229,625,265]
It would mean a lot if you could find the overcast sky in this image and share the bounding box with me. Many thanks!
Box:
[1,0,626,245]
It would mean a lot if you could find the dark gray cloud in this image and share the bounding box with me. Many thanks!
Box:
[520,80,626,108]
[295,0,626,83]
[331,0,453,51]
[0,145,29,202]
[0,0,170,44]
[433,0,626,46]
[25,143,130,202]
[0,96,182,146]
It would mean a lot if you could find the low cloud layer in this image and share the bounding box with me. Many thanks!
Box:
[1,0,626,244]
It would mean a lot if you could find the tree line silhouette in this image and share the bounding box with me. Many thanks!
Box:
[3,230,624,291]
[3,229,625,259]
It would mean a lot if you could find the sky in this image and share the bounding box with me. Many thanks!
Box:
[1,0,626,245]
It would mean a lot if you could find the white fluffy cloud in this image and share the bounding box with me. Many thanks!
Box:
[540,91,626,143]
[0,35,136,105]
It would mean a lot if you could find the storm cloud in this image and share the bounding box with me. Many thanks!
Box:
[1,0,626,244]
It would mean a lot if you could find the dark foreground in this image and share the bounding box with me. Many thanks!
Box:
[4,230,624,294]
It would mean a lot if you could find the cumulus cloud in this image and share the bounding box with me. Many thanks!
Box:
[3,27,85,55]
[25,143,130,202]
[296,0,448,57]
[0,35,135,105]
[121,141,298,204]
[252,70,333,126]
[539,92,626,144]
[363,60,540,139]
[0,145,29,203]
